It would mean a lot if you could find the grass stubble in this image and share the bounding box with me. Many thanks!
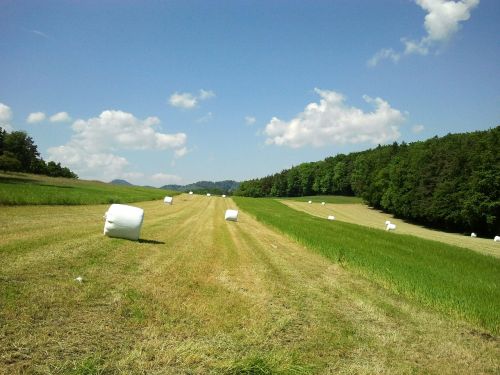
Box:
[0,195,498,374]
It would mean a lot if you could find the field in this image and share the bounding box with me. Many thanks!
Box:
[281,200,500,258]
[0,173,177,205]
[1,194,499,373]
[280,195,363,204]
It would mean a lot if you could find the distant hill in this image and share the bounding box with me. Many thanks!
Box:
[162,180,240,194]
[110,179,133,186]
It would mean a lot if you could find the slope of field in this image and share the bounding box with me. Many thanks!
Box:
[235,197,500,334]
[281,195,363,204]
[282,200,500,258]
[1,195,499,374]
[0,172,177,205]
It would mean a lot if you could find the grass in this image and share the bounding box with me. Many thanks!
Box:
[280,195,363,204]
[1,195,499,373]
[233,197,500,335]
[0,172,177,205]
[282,200,500,258]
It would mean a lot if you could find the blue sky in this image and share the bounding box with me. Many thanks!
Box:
[1,0,499,186]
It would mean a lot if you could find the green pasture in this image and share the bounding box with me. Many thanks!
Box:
[280,195,363,204]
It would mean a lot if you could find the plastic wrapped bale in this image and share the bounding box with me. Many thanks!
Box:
[164,196,173,205]
[222,194,226,198]
[327,215,335,221]
[471,232,477,238]
[308,200,312,204]
[386,223,396,231]
[189,191,193,195]
[385,220,391,226]
[494,236,500,242]
[207,193,211,197]
[321,202,325,205]
[103,204,144,241]
[225,209,238,222]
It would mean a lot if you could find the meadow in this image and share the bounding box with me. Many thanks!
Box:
[0,173,177,205]
[1,194,498,373]
[280,195,363,204]
[282,200,500,258]
[233,197,500,335]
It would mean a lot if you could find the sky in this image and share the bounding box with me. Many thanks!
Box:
[1,0,499,186]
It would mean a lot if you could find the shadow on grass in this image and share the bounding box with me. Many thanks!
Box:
[138,239,165,245]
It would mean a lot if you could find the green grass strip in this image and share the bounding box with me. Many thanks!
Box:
[234,197,500,334]
[280,195,363,204]
[0,173,178,205]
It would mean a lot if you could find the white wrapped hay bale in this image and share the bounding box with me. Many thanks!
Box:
[385,220,391,226]
[308,200,312,204]
[470,232,477,238]
[225,209,238,222]
[222,194,226,198]
[189,191,193,195]
[327,215,335,221]
[494,236,500,242]
[103,204,144,241]
[386,223,396,231]
[163,196,173,205]
[321,202,325,205]
[206,193,211,197]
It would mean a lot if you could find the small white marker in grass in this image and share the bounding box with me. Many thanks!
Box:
[75,276,83,283]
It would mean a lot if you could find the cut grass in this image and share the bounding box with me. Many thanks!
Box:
[1,195,499,373]
[282,200,500,258]
[0,172,177,205]
[233,197,500,335]
[280,195,363,204]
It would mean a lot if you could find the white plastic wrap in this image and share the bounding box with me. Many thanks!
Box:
[494,236,500,242]
[207,193,211,197]
[225,209,238,222]
[164,196,173,205]
[103,204,144,241]
[327,215,335,221]
[189,191,193,195]
[470,232,477,238]
[386,223,396,231]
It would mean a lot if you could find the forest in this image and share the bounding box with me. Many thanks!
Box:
[0,127,77,178]
[235,126,500,236]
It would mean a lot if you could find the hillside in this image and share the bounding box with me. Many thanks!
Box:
[161,180,240,194]
[235,126,500,236]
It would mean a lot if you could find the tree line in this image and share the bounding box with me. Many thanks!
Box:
[235,126,500,236]
[0,127,78,178]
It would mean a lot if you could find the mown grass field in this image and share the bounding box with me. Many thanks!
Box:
[234,197,500,335]
[1,194,499,374]
[281,195,363,204]
[0,172,177,205]
[282,200,500,258]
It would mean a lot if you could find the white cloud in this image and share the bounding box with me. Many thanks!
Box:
[168,89,216,109]
[196,112,213,123]
[47,110,187,180]
[174,146,188,158]
[369,0,479,66]
[50,111,71,123]
[27,112,46,123]
[31,30,49,39]
[245,116,256,125]
[0,103,13,131]
[198,89,215,100]
[264,89,405,148]
[151,173,183,185]
[412,124,425,133]
[169,92,197,109]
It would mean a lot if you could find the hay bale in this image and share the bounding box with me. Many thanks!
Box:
[321,202,325,205]
[327,215,335,220]
[206,193,211,197]
[385,220,391,226]
[225,209,238,221]
[103,204,144,241]
[471,232,477,238]
[189,191,193,195]
[494,236,500,242]
[163,196,173,205]
[386,223,396,231]
[308,200,312,204]
[222,194,226,198]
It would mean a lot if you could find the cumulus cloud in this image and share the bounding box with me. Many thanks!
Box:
[50,111,71,123]
[369,0,479,66]
[174,147,188,158]
[245,116,256,125]
[151,173,183,185]
[47,110,187,180]
[0,103,13,131]
[27,112,46,123]
[169,89,216,109]
[264,89,405,148]
[412,124,425,133]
